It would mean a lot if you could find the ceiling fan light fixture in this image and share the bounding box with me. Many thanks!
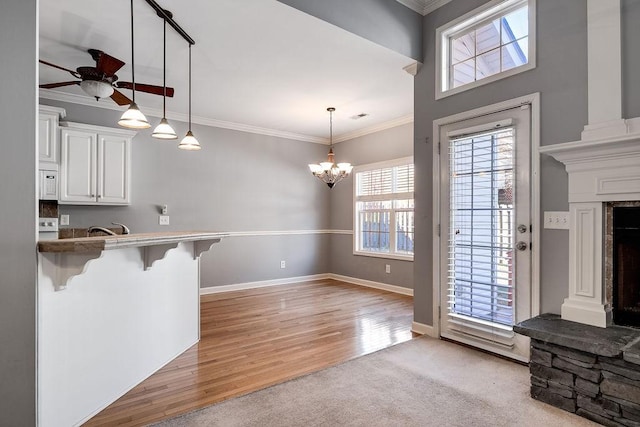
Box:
[80,80,114,99]
[178,130,201,150]
[118,102,151,129]
[152,117,178,139]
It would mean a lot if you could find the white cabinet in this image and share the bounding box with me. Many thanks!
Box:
[59,122,135,205]
[38,106,66,168]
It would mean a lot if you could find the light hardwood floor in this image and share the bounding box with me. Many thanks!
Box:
[85,279,415,426]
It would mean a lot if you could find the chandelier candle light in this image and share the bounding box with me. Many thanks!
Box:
[118,0,151,129]
[308,107,353,188]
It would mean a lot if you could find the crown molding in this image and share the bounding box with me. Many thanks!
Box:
[333,114,414,143]
[395,0,452,15]
[39,89,414,146]
[38,89,326,145]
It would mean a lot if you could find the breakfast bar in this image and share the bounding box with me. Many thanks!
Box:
[37,231,227,427]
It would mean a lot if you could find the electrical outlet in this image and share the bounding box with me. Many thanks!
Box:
[543,211,570,230]
[161,204,168,215]
[385,264,391,274]
[159,215,170,225]
[60,214,70,226]
[280,260,286,269]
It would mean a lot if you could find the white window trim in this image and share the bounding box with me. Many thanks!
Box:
[435,0,537,100]
[353,156,414,261]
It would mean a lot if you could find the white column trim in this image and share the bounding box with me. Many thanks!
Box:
[561,202,610,327]
[586,0,622,127]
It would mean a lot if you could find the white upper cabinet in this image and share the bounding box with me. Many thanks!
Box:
[38,105,66,168]
[59,122,135,205]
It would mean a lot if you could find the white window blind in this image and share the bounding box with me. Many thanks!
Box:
[354,159,414,259]
[448,128,514,326]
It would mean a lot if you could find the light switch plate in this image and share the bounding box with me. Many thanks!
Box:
[159,215,170,226]
[60,214,70,226]
[544,211,570,230]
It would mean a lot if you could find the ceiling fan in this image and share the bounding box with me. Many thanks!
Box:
[39,48,174,106]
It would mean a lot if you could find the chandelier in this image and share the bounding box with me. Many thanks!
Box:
[308,107,353,188]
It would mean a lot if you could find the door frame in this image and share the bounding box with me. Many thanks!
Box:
[431,93,541,349]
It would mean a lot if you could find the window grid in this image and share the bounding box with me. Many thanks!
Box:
[437,0,534,97]
[355,160,414,259]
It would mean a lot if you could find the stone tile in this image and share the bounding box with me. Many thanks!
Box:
[531,375,547,388]
[558,354,596,369]
[576,409,623,427]
[553,356,601,383]
[531,385,576,413]
[515,314,640,357]
[603,371,640,388]
[603,399,622,417]
[575,377,600,398]
[548,380,575,398]
[601,362,640,381]
[624,338,640,366]
[531,346,553,367]
[615,416,640,427]
[601,379,640,406]
[605,395,640,414]
[533,340,597,364]
[530,362,574,387]
[577,395,615,419]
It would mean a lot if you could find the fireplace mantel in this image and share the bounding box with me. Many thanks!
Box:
[539,124,640,328]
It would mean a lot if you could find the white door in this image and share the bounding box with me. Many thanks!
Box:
[98,134,130,204]
[59,128,97,204]
[438,105,531,361]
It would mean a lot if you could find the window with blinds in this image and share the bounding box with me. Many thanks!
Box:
[448,129,514,326]
[354,158,414,259]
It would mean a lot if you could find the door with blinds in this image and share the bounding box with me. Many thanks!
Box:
[438,105,531,361]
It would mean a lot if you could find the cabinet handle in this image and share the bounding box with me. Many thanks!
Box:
[98,195,102,198]
[91,194,95,197]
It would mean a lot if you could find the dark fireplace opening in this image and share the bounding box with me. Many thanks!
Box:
[612,206,640,327]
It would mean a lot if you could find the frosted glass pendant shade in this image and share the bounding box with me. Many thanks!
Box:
[152,118,178,140]
[178,130,201,150]
[118,102,151,129]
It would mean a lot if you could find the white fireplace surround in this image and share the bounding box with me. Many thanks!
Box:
[539,118,640,327]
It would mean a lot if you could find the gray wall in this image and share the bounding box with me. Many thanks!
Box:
[413,0,589,325]
[623,0,640,119]
[330,123,414,288]
[0,1,37,424]
[276,0,423,61]
[40,99,332,288]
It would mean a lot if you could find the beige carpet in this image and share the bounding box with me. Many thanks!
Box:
[152,336,597,426]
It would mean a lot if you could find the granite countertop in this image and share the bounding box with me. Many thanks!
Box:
[38,231,228,253]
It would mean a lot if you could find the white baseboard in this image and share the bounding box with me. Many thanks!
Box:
[200,274,330,295]
[200,273,413,297]
[327,273,413,296]
[412,321,437,337]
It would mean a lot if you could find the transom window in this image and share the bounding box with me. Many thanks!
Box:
[353,158,414,260]
[436,0,536,99]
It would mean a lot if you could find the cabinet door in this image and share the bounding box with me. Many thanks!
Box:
[97,133,131,204]
[38,112,58,165]
[59,128,97,203]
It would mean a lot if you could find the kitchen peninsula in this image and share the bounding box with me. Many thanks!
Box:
[37,231,227,427]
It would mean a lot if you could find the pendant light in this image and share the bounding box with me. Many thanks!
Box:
[118,0,150,129]
[308,107,352,188]
[152,18,177,139]
[178,44,201,150]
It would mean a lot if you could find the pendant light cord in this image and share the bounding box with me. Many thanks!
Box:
[130,0,136,103]
[162,19,167,116]
[329,109,333,148]
[188,44,192,130]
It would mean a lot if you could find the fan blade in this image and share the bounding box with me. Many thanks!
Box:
[39,60,81,78]
[89,49,125,76]
[116,82,174,97]
[110,89,132,106]
[39,81,80,89]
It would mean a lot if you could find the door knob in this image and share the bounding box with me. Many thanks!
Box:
[517,224,528,233]
[516,241,528,251]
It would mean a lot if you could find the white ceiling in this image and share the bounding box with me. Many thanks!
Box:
[39,0,415,143]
